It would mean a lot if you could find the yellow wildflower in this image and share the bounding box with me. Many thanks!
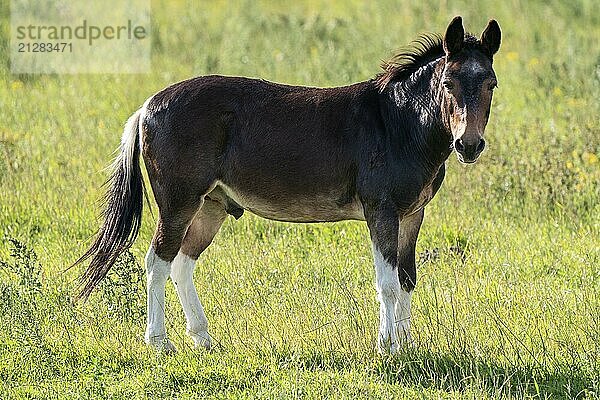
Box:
[506,51,519,61]
[553,87,563,96]
[11,80,24,90]
[582,152,598,165]
[527,57,539,68]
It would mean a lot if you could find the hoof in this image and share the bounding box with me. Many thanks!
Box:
[189,330,212,350]
[377,336,400,355]
[397,329,414,348]
[377,331,414,355]
[146,335,177,354]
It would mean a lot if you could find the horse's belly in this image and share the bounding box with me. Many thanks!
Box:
[215,181,365,222]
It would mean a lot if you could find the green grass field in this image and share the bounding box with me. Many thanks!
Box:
[1,0,599,398]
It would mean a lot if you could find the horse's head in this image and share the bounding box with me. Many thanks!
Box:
[441,16,501,164]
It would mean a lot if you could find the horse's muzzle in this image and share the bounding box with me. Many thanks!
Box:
[454,137,485,163]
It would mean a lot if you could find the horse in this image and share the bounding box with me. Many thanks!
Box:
[75,16,501,354]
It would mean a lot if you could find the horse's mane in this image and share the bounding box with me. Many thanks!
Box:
[375,33,483,92]
[375,33,444,92]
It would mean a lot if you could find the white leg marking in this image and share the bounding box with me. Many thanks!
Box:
[394,289,412,344]
[374,245,401,354]
[374,245,413,353]
[144,246,176,353]
[170,251,212,349]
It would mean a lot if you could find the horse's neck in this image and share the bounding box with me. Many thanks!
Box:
[383,60,452,172]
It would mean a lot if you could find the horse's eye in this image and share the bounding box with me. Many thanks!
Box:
[443,80,454,90]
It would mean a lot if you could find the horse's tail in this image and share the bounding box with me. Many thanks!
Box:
[74,109,146,300]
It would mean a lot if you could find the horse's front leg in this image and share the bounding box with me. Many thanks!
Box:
[394,208,424,345]
[366,205,423,354]
[366,205,401,353]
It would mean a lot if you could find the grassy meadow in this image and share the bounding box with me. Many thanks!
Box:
[0,0,599,398]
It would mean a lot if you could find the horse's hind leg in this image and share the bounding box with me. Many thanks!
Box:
[144,178,215,352]
[145,201,200,353]
[170,198,227,349]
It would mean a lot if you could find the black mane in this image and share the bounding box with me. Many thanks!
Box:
[375,33,480,92]
[375,33,444,92]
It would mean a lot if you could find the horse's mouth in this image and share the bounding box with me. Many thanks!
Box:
[456,153,479,164]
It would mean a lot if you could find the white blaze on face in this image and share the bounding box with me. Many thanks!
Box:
[462,58,486,74]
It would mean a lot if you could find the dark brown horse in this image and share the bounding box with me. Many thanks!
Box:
[76,16,501,353]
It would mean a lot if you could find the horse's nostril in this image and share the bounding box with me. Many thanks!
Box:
[454,139,465,152]
[477,138,486,153]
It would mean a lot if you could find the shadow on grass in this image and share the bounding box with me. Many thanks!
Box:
[262,347,595,398]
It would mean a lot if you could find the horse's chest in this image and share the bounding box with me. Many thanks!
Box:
[405,183,435,215]
[402,164,446,216]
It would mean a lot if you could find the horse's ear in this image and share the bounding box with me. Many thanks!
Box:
[481,19,501,56]
[444,16,464,56]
